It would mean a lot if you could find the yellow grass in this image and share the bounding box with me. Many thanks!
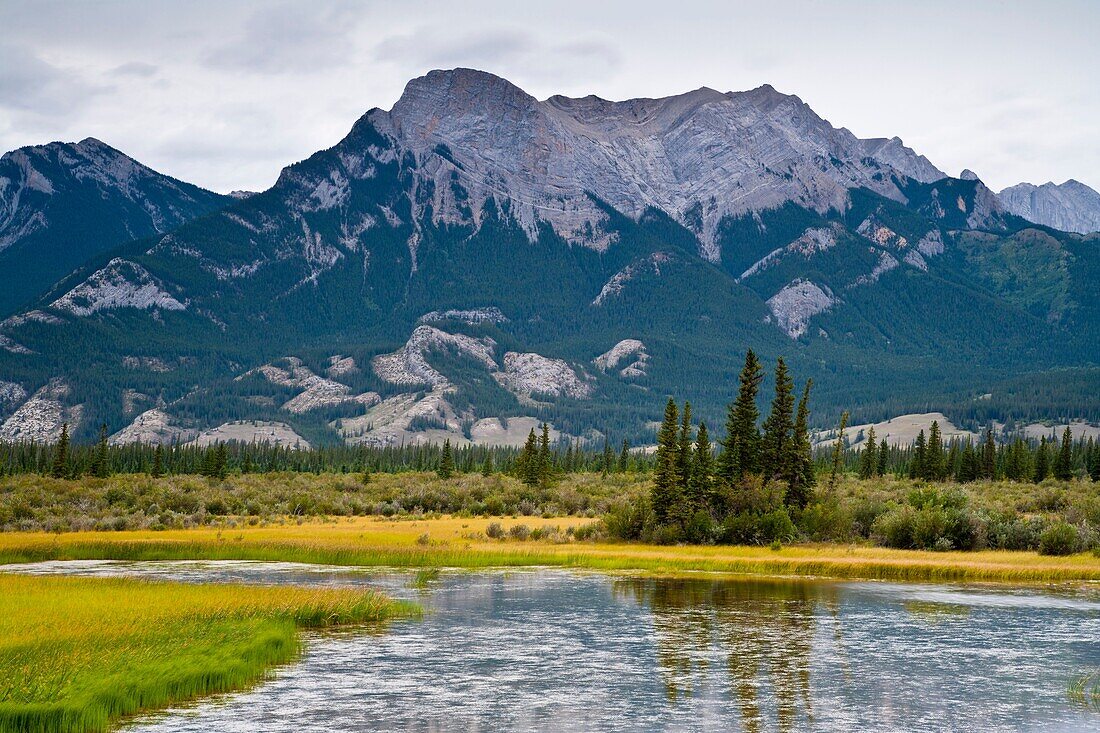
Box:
[0,573,415,733]
[2,515,1099,584]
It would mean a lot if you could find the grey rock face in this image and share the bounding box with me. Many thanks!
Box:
[369,68,945,262]
[51,258,186,316]
[997,180,1100,234]
[766,279,837,339]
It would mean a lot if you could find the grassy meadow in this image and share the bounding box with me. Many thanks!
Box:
[0,574,415,733]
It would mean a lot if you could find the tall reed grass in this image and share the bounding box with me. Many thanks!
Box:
[0,574,415,733]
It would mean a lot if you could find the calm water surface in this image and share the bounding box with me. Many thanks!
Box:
[9,560,1100,732]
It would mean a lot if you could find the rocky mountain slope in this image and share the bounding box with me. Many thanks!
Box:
[0,138,229,315]
[997,179,1100,234]
[0,69,1096,446]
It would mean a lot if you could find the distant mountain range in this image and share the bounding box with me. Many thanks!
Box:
[0,69,1097,447]
[996,179,1100,235]
[0,138,229,316]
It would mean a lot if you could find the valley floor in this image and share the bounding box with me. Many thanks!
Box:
[3,515,1100,584]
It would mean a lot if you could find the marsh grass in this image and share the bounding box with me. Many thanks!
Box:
[2,516,1099,584]
[0,574,416,733]
[1068,670,1100,710]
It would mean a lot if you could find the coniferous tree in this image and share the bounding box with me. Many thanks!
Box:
[481,453,494,476]
[1033,436,1050,483]
[909,430,927,480]
[717,350,763,483]
[688,422,713,513]
[517,429,539,485]
[89,424,111,478]
[1089,438,1100,482]
[760,358,794,480]
[652,398,682,525]
[926,421,945,480]
[858,426,878,479]
[980,428,997,480]
[213,444,228,480]
[538,423,552,484]
[151,443,164,478]
[601,437,614,476]
[677,402,694,488]
[785,379,815,508]
[51,423,70,479]
[618,439,630,473]
[877,438,889,476]
[1054,426,1074,481]
[958,441,979,483]
[829,411,849,490]
[437,439,455,479]
[1004,438,1029,481]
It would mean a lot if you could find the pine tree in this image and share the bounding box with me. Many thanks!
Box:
[151,443,164,478]
[909,430,927,479]
[877,438,889,476]
[516,429,539,485]
[829,411,849,490]
[1089,438,1100,482]
[1004,438,1029,481]
[760,358,795,480]
[958,441,979,483]
[1033,436,1050,483]
[601,437,614,476]
[618,439,630,473]
[481,453,494,476]
[688,422,713,513]
[214,444,229,480]
[1053,426,1074,481]
[785,379,815,508]
[858,426,877,479]
[538,423,552,484]
[717,350,763,483]
[677,402,694,488]
[51,423,70,479]
[437,439,455,479]
[652,398,682,525]
[980,428,997,480]
[88,423,110,478]
[926,421,944,480]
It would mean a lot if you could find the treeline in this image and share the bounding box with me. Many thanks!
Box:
[828,422,1100,484]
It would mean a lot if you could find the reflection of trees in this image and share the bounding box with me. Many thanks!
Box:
[616,578,836,732]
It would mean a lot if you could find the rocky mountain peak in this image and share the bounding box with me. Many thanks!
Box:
[997,178,1100,234]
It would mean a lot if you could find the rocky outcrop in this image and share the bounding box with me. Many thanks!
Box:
[418,307,507,324]
[594,339,649,379]
[110,408,196,446]
[850,251,900,287]
[51,259,186,316]
[0,379,82,442]
[856,218,908,250]
[739,226,838,281]
[372,325,497,387]
[997,179,1100,234]
[766,280,836,339]
[859,137,946,184]
[245,357,378,414]
[495,352,592,400]
[593,252,672,306]
[190,421,309,448]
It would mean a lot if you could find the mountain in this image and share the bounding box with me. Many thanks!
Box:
[0,69,1097,447]
[0,138,230,315]
[997,179,1100,234]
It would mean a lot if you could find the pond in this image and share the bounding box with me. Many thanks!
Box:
[8,560,1100,732]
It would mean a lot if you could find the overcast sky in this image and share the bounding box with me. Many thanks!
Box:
[1,0,1096,194]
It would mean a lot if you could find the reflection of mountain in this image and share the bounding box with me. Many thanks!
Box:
[617,577,837,732]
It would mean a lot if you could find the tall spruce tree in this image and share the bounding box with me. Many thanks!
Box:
[51,423,70,479]
[517,429,540,485]
[618,439,630,473]
[1033,436,1050,483]
[858,426,878,479]
[539,423,552,484]
[90,424,110,478]
[760,358,795,480]
[151,443,164,478]
[677,402,694,487]
[877,438,889,476]
[785,379,815,508]
[1089,438,1100,481]
[1054,427,1074,481]
[652,398,682,525]
[437,439,455,479]
[926,421,945,480]
[688,422,713,513]
[602,437,614,476]
[717,350,763,483]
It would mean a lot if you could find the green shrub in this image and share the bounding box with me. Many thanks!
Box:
[1039,522,1080,556]
[683,510,716,545]
[798,501,854,542]
[485,521,505,539]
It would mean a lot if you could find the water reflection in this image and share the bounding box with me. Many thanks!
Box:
[618,578,835,731]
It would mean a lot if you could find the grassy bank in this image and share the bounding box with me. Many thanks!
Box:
[3,516,1099,584]
[0,574,415,733]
